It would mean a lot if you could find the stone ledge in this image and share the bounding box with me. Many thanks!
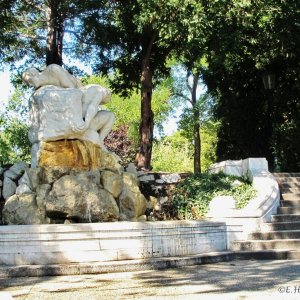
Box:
[1,250,299,278]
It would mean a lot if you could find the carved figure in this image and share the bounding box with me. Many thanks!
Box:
[22,64,115,166]
[22,64,83,89]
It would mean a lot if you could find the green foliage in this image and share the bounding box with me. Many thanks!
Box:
[152,127,218,173]
[152,132,193,172]
[201,0,300,170]
[0,89,31,165]
[172,172,257,220]
[0,118,31,164]
[171,64,217,173]
[1,0,96,71]
[200,122,219,171]
[84,75,173,145]
[0,131,11,165]
[80,1,205,93]
[177,95,213,137]
[273,104,300,171]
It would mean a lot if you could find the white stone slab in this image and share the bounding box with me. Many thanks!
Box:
[161,173,181,183]
[0,221,227,265]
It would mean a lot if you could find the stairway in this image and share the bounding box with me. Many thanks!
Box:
[231,173,300,259]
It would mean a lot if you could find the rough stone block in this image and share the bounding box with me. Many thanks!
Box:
[119,173,147,220]
[2,194,43,225]
[101,170,123,198]
[3,177,17,200]
[46,174,119,222]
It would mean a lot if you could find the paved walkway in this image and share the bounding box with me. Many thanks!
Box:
[0,260,299,300]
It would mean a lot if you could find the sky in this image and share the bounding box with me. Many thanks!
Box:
[0,69,12,110]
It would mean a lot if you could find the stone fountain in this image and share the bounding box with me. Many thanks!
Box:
[2,64,147,224]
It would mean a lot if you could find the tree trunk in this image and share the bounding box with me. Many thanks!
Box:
[45,1,64,66]
[135,56,154,170]
[193,115,201,173]
[191,73,201,173]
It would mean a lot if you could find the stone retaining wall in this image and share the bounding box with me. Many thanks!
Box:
[136,171,190,220]
[0,221,227,265]
[208,158,280,247]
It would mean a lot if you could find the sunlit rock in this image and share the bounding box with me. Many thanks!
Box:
[46,174,119,222]
[101,170,123,198]
[2,194,44,225]
[119,172,147,220]
[2,177,17,200]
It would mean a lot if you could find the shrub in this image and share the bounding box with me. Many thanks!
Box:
[151,133,193,172]
[104,125,136,166]
[172,172,257,220]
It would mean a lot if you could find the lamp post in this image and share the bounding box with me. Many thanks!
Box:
[262,71,276,171]
[262,72,276,90]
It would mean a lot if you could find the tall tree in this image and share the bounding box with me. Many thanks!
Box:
[170,0,212,173]
[80,0,204,169]
[1,0,92,68]
[201,0,300,171]
[174,69,215,173]
[173,69,207,173]
[44,0,65,65]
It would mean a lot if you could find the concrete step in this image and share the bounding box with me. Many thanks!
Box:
[232,250,300,260]
[278,207,300,214]
[249,230,300,240]
[272,214,300,222]
[277,177,300,184]
[281,188,300,194]
[281,200,300,207]
[0,250,299,278]
[231,239,300,251]
[273,173,300,177]
[279,182,300,189]
[281,193,300,200]
[261,221,300,231]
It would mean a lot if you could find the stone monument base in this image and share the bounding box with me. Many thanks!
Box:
[38,140,120,170]
[2,140,148,225]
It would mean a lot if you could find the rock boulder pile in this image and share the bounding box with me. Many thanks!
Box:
[0,156,147,225]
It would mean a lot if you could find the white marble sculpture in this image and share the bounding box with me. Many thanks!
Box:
[22,64,115,166]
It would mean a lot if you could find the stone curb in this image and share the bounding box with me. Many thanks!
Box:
[0,250,298,278]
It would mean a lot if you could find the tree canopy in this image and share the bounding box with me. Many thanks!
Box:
[78,0,206,169]
[202,0,300,171]
[1,0,299,171]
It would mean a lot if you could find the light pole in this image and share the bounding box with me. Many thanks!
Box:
[262,72,276,90]
[262,71,276,171]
